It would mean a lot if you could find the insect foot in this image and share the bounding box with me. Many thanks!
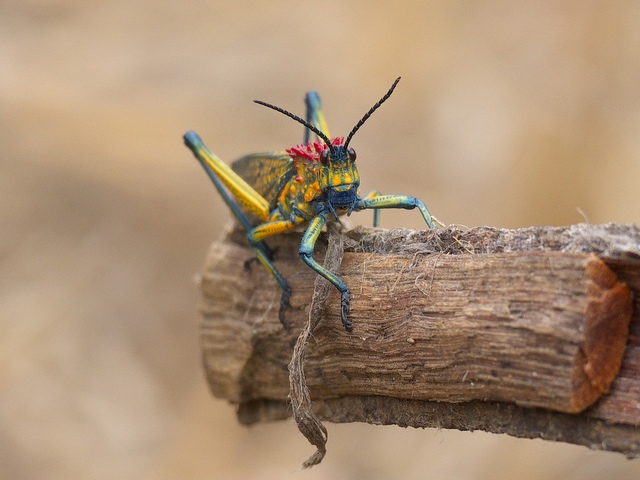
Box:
[279,284,292,329]
[341,290,352,332]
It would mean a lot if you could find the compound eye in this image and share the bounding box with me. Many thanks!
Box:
[320,149,330,165]
[347,147,357,162]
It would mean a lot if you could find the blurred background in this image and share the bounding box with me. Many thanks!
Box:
[1,1,639,479]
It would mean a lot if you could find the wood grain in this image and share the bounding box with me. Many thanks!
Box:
[199,223,640,457]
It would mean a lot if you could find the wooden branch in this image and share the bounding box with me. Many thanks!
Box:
[199,223,640,459]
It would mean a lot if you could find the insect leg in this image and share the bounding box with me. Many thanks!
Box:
[249,245,292,328]
[304,92,331,143]
[194,151,273,260]
[185,131,291,321]
[360,190,382,227]
[356,194,434,228]
[248,218,304,328]
[298,213,353,332]
[184,131,271,222]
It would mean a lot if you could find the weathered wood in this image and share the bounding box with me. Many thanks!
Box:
[199,223,640,457]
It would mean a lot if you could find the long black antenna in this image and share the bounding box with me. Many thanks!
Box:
[343,77,401,149]
[253,99,335,153]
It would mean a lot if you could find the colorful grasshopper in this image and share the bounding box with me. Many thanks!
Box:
[184,77,434,331]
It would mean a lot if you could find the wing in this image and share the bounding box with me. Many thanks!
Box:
[232,152,296,207]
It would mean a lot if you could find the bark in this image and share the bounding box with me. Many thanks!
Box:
[199,223,640,462]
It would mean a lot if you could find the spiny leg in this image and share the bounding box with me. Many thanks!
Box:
[249,218,304,328]
[249,243,292,328]
[185,131,292,325]
[194,151,274,260]
[356,193,434,228]
[299,213,352,331]
[184,131,271,221]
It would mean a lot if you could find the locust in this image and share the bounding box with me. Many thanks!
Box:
[184,77,435,332]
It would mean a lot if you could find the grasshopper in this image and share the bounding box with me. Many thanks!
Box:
[184,77,435,332]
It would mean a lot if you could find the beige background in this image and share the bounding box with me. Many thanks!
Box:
[2,1,639,479]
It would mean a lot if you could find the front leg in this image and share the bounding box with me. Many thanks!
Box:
[356,193,434,228]
[298,213,352,331]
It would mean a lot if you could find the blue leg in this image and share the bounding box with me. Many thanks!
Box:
[304,91,331,143]
[194,151,274,260]
[246,218,308,327]
[361,191,382,227]
[248,238,292,328]
[186,133,293,326]
[299,213,352,331]
[356,194,433,228]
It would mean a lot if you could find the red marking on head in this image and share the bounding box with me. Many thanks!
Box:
[287,137,344,162]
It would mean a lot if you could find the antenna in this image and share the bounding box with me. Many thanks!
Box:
[343,77,401,149]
